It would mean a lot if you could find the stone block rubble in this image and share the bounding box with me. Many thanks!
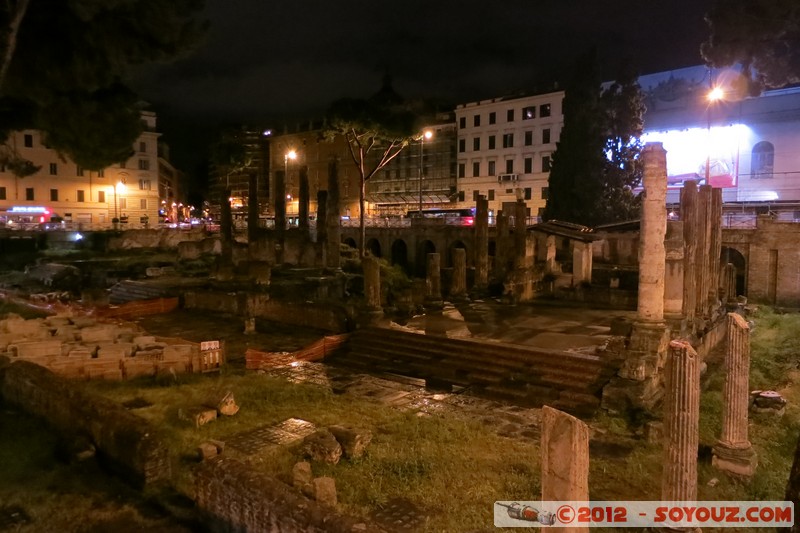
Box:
[0,313,214,380]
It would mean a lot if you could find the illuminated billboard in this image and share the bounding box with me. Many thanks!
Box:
[641,124,751,189]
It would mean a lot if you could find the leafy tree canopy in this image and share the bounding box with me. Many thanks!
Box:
[543,51,645,227]
[702,0,800,92]
[0,0,207,169]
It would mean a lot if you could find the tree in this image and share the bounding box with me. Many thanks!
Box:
[543,51,645,227]
[0,0,206,169]
[702,0,800,92]
[325,78,418,257]
[210,132,252,257]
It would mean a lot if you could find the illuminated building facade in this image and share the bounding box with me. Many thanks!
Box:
[639,65,800,207]
[0,110,163,227]
[454,89,564,218]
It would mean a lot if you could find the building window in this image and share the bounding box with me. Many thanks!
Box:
[489,112,496,125]
[473,137,480,151]
[458,163,466,178]
[540,103,551,117]
[543,128,551,144]
[472,161,480,177]
[140,199,147,209]
[751,141,774,179]
[77,190,85,202]
[507,109,514,122]
[23,134,33,148]
[75,165,84,177]
[473,115,480,127]
[522,106,536,120]
[488,189,495,200]
[50,189,58,201]
[502,133,514,148]
[458,138,466,153]
[524,158,533,173]
[541,187,549,200]
[505,160,514,174]
[524,131,533,146]
[488,160,496,176]
[26,187,34,201]
[139,179,151,190]
[120,198,127,210]
[139,141,147,153]
[49,163,57,175]
[98,169,105,177]
[459,117,466,129]
[138,159,150,170]
[98,191,105,203]
[524,187,532,200]
[542,155,552,172]
[488,135,496,150]
[0,187,5,200]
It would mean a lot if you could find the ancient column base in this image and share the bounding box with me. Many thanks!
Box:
[712,443,758,477]
[357,308,384,326]
[423,298,444,310]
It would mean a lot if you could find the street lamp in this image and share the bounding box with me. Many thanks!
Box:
[418,130,433,215]
[705,86,724,185]
[114,181,126,226]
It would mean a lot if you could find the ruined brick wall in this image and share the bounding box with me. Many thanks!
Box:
[724,217,800,307]
[194,457,376,533]
[0,361,171,487]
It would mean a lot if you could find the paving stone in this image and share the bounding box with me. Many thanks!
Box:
[371,498,426,532]
[227,417,317,455]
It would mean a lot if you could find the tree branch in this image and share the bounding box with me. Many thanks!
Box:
[0,0,31,93]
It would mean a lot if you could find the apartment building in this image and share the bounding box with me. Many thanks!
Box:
[0,110,163,227]
[455,90,564,218]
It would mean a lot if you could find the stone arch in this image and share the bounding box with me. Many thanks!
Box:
[343,237,357,249]
[416,239,436,277]
[448,240,467,268]
[391,239,409,271]
[366,238,382,258]
[721,246,747,297]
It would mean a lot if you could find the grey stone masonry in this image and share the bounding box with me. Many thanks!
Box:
[513,200,527,270]
[475,195,489,287]
[696,185,712,318]
[541,406,589,533]
[638,143,667,323]
[713,313,757,477]
[450,247,467,298]
[662,340,700,503]
[722,263,737,304]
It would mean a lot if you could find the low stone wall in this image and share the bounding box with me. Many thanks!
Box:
[194,456,377,533]
[0,360,171,487]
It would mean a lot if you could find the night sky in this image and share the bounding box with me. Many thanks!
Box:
[131,0,713,196]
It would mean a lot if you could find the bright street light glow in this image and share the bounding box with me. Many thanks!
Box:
[708,86,724,102]
[286,150,297,161]
[115,182,126,193]
[423,130,433,140]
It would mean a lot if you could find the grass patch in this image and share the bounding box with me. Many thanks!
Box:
[82,371,539,532]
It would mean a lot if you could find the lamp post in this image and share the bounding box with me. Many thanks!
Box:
[706,86,724,185]
[114,181,125,227]
[418,130,433,216]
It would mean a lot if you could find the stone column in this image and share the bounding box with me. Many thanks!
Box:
[513,200,527,270]
[495,211,510,279]
[662,340,700,503]
[316,190,328,265]
[298,165,310,234]
[541,406,589,533]
[696,185,712,318]
[664,219,685,318]
[450,247,467,299]
[425,253,442,307]
[637,142,667,323]
[274,170,286,238]
[546,234,557,273]
[722,263,737,304]
[713,313,757,476]
[572,241,592,285]
[363,256,381,311]
[681,181,698,323]
[709,188,723,309]
[326,159,341,269]
[475,196,489,287]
